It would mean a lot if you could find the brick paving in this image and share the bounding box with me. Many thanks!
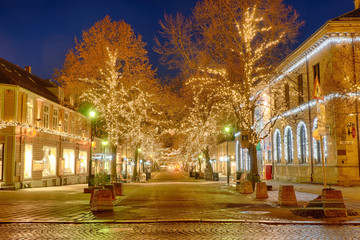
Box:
[1,222,360,240]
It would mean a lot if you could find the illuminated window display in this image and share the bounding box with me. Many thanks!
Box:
[0,144,3,181]
[78,151,87,174]
[24,144,33,179]
[63,149,75,174]
[42,147,57,177]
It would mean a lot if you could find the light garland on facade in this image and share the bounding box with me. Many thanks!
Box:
[296,121,309,162]
[284,125,294,163]
[0,120,90,141]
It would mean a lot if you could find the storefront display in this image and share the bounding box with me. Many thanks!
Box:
[42,147,57,177]
[78,151,87,174]
[63,149,75,174]
[24,144,33,179]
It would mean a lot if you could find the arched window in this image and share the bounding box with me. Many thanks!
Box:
[312,118,327,164]
[297,122,308,164]
[273,129,282,163]
[284,126,294,163]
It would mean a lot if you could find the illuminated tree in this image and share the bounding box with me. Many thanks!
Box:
[57,16,159,181]
[156,0,302,181]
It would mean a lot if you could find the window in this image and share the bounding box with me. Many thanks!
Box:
[284,83,290,110]
[63,113,69,133]
[63,149,75,174]
[298,74,304,104]
[273,129,282,163]
[297,122,308,164]
[53,108,58,130]
[0,144,3,181]
[24,144,33,179]
[284,126,294,163]
[26,98,33,124]
[43,105,49,128]
[42,147,57,177]
[71,115,75,134]
[78,151,87,174]
[313,63,320,83]
[312,118,327,164]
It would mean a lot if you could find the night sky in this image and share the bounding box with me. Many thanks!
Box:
[0,0,355,80]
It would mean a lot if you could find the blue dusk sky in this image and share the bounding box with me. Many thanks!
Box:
[0,0,355,80]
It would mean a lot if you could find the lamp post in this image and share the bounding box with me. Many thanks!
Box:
[224,126,231,185]
[88,110,96,187]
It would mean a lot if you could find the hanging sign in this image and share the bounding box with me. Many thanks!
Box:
[313,76,324,100]
[240,131,250,148]
[352,126,356,139]
[317,103,326,136]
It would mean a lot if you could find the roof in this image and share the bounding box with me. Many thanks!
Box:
[0,57,58,103]
[330,8,360,22]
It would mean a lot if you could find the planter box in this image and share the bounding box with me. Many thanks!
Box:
[90,188,114,211]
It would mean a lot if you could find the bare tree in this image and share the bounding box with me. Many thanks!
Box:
[155,0,303,182]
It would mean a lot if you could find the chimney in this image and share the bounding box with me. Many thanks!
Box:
[355,0,360,9]
[25,66,31,74]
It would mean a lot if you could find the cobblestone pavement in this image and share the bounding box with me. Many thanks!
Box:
[1,170,360,238]
[1,222,360,240]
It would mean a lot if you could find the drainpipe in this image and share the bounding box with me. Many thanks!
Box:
[306,55,314,182]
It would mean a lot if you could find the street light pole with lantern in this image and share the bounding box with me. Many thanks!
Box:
[88,110,96,187]
[224,126,231,185]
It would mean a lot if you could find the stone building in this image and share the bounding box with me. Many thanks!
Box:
[0,57,91,189]
[262,4,360,185]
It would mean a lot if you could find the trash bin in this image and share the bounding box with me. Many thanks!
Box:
[194,172,200,179]
[265,165,272,180]
[146,172,151,180]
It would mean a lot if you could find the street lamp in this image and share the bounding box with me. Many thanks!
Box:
[88,110,96,187]
[224,126,231,185]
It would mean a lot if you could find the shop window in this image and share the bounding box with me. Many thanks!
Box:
[26,98,33,124]
[63,149,75,174]
[78,151,87,174]
[312,118,327,164]
[284,126,294,163]
[43,105,49,128]
[42,147,57,177]
[297,122,308,164]
[273,129,282,163]
[24,144,33,179]
[0,144,3,181]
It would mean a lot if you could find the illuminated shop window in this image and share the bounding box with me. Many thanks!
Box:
[297,122,308,164]
[63,149,75,174]
[24,144,33,179]
[42,147,57,177]
[78,151,87,174]
[0,144,3,181]
[284,126,294,164]
[312,118,327,164]
[273,129,282,163]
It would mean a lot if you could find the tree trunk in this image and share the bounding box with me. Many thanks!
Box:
[132,146,139,181]
[110,144,117,182]
[203,147,213,176]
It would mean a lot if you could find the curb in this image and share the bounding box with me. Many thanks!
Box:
[1,219,360,226]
